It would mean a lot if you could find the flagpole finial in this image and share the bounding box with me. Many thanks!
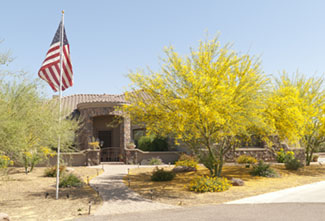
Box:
[62,10,64,14]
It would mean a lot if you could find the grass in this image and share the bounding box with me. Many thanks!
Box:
[0,167,103,221]
[124,164,325,206]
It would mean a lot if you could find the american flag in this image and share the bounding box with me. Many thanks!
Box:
[38,22,73,92]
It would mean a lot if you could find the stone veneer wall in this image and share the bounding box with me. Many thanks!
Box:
[225,148,276,162]
[225,146,305,163]
[37,149,100,166]
[125,146,305,165]
[120,117,131,161]
[124,148,181,164]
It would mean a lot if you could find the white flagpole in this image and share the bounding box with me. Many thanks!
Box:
[56,10,65,200]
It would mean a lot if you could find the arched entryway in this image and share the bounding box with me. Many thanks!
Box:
[93,115,121,162]
[77,103,131,163]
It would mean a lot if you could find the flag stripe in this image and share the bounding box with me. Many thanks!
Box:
[63,45,72,71]
[58,63,70,89]
[43,52,60,64]
[63,50,72,84]
[42,69,58,91]
[46,67,60,89]
[52,64,69,89]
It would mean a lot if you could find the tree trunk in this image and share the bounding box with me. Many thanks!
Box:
[24,159,28,174]
[305,144,314,166]
[306,148,314,166]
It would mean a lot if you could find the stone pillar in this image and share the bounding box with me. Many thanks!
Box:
[78,112,94,150]
[85,149,100,166]
[121,117,131,163]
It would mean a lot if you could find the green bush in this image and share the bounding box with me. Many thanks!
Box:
[284,158,304,170]
[138,135,168,151]
[236,155,257,165]
[148,157,163,165]
[44,165,66,177]
[250,160,278,177]
[312,154,319,162]
[188,176,231,193]
[175,154,198,169]
[276,148,295,163]
[198,153,215,176]
[151,168,175,181]
[59,173,83,188]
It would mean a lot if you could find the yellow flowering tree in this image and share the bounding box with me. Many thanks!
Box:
[123,37,268,177]
[265,74,325,165]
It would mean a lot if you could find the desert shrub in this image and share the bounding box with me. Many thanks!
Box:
[198,152,215,176]
[276,148,295,163]
[188,176,231,193]
[138,135,168,151]
[312,154,319,162]
[175,154,198,169]
[59,173,83,188]
[151,168,175,181]
[250,160,278,177]
[44,165,66,177]
[148,157,163,165]
[236,155,257,165]
[284,158,304,170]
[0,155,13,169]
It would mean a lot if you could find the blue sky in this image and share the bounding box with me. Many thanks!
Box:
[1,0,325,97]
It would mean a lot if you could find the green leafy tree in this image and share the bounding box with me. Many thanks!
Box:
[0,50,78,173]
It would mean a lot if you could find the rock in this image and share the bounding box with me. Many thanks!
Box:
[0,213,10,221]
[172,166,197,173]
[230,178,245,186]
[66,167,75,173]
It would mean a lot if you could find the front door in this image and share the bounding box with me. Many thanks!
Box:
[98,131,112,148]
[98,131,120,162]
[99,131,111,162]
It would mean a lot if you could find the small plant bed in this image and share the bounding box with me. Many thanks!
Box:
[151,168,175,181]
[236,155,257,168]
[0,167,103,220]
[250,160,279,177]
[124,164,325,206]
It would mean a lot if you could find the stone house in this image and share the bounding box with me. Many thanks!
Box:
[61,94,132,162]
[58,93,305,166]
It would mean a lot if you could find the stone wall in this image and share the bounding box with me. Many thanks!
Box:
[125,146,306,165]
[38,149,100,167]
[225,148,276,162]
[124,148,181,164]
[225,146,305,163]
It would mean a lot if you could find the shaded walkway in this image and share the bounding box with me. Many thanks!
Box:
[76,165,177,219]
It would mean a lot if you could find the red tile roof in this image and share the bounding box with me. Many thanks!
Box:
[59,94,126,113]
[57,90,151,114]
